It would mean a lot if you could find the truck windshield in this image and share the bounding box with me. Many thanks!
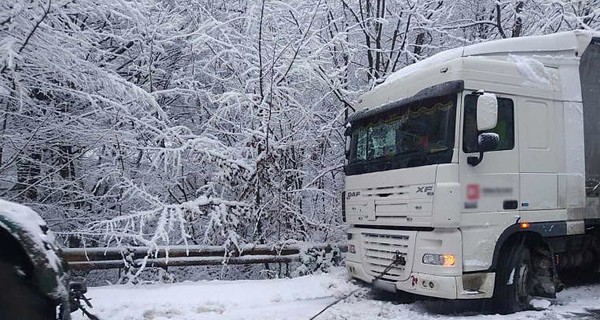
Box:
[346,94,456,175]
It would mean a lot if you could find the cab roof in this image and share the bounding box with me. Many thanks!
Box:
[355,31,597,113]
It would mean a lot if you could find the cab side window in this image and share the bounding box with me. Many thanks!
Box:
[463,94,515,153]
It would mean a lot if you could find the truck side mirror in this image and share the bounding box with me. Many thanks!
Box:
[476,93,498,131]
[478,132,499,152]
[467,132,499,166]
[344,126,351,137]
[344,125,352,158]
[345,136,351,158]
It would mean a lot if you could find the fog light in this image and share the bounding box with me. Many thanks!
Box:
[349,244,356,254]
[422,253,455,267]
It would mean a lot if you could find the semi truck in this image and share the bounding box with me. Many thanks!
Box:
[343,30,600,313]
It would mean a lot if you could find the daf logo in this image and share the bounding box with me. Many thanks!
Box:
[346,191,361,200]
[416,186,433,194]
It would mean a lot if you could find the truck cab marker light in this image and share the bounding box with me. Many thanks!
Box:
[443,254,456,267]
[519,222,530,229]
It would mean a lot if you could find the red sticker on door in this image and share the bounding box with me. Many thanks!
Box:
[466,184,480,200]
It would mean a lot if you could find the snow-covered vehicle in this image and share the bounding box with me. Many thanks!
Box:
[343,30,600,313]
[0,199,72,319]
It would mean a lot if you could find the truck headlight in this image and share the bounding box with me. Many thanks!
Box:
[422,253,455,267]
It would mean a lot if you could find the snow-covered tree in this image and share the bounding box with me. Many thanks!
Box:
[1,0,598,280]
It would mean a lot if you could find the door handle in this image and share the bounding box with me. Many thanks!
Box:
[503,200,518,210]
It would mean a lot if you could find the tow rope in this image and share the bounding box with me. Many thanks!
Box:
[308,252,405,320]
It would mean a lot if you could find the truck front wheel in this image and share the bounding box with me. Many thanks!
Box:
[493,241,533,314]
[0,261,56,320]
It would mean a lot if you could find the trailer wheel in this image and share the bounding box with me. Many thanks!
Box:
[493,241,533,314]
[0,261,56,320]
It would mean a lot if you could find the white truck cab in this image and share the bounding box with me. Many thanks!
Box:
[343,31,600,313]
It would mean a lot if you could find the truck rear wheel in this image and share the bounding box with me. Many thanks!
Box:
[0,261,56,320]
[493,241,533,314]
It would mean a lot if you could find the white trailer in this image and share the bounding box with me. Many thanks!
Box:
[343,30,600,313]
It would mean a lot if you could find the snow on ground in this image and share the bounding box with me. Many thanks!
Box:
[73,268,600,320]
[72,268,355,320]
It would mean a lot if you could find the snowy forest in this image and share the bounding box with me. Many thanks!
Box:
[1,0,599,275]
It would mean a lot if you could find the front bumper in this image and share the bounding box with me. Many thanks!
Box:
[346,259,495,299]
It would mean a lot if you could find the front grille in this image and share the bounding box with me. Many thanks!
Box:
[362,232,410,281]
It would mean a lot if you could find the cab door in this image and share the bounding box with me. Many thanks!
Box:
[458,93,520,272]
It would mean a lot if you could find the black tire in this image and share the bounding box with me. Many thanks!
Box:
[0,261,56,320]
[493,241,533,314]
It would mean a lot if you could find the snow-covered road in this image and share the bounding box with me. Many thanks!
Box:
[72,268,600,320]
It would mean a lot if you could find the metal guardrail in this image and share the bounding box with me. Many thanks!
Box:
[62,243,347,270]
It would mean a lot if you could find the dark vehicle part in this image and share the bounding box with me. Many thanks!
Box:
[0,199,78,319]
[0,261,55,320]
[492,235,564,314]
[493,239,533,313]
[69,278,100,320]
